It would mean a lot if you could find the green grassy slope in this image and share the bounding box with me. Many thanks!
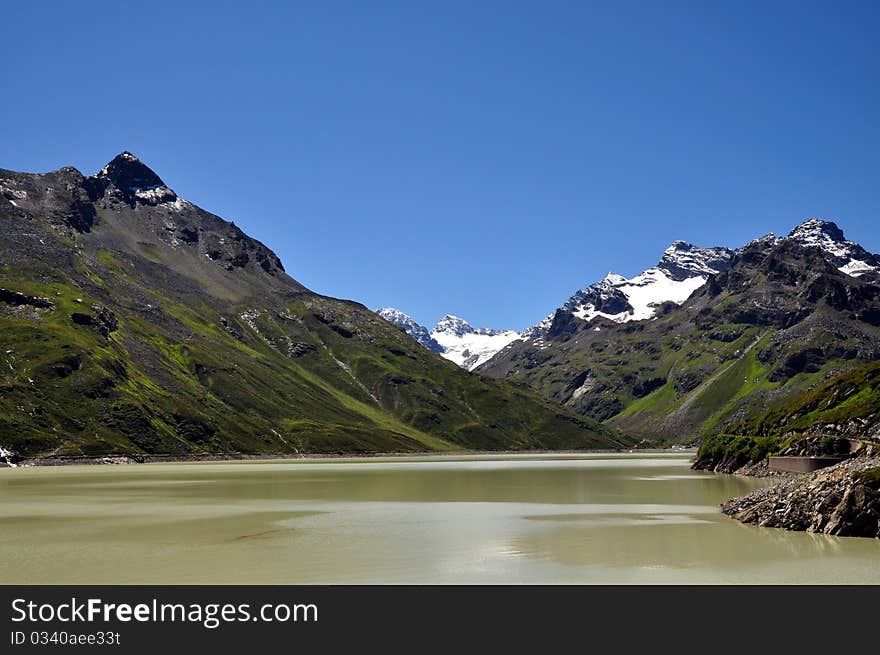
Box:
[730,360,880,438]
[691,361,880,471]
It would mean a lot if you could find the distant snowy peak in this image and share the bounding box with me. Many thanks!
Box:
[431,314,475,338]
[526,242,732,335]
[376,307,443,353]
[430,315,520,370]
[432,314,511,338]
[375,309,519,370]
[784,219,880,278]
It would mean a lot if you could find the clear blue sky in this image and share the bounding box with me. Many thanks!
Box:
[2,1,878,330]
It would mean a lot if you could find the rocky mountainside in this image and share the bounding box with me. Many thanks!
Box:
[0,153,632,459]
[480,220,880,442]
[376,309,520,371]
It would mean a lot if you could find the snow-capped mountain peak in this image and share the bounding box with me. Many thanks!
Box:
[525,241,733,334]
[376,306,416,326]
[93,151,180,207]
[784,218,880,278]
[788,218,846,247]
[432,314,475,338]
[429,315,520,370]
[376,307,443,353]
[375,309,520,370]
[657,241,734,281]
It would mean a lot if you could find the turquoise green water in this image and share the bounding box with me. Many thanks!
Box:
[1,453,878,583]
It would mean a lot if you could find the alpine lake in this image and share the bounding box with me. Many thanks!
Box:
[2,452,879,584]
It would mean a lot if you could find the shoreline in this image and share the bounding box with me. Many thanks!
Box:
[720,456,880,538]
[2,446,697,468]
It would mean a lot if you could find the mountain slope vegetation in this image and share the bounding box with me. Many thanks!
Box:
[731,359,880,439]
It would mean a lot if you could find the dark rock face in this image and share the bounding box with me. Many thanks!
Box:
[1,166,98,233]
[289,342,316,357]
[561,282,632,317]
[97,152,165,191]
[92,151,178,208]
[721,458,880,538]
[632,376,666,398]
[70,306,118,337]
[179,227,199,244]
[546,309,583,339]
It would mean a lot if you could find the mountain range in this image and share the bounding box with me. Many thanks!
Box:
[381,220,880,372]
[0,152,630,459]
[480,219,880,441]
[376,241,740,369]
[378,215,880,447]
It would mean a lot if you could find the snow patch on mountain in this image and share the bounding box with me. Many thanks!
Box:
[524,241,733,336]
[571,269,709,322]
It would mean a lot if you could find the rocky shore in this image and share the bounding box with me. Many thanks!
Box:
[721,457,880,538]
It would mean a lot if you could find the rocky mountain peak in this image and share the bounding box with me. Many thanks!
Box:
[656,241,733,281]
[90,152,178,207]
[96,151,165,189]
[376,307,411,324]
[788,218,846,244]
[784,218,879,277]
[741,233,779,250]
